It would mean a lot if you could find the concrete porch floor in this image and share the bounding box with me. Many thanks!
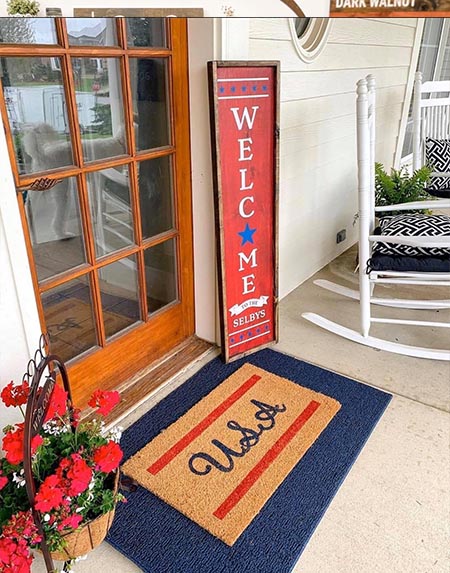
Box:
[34,246,450,573]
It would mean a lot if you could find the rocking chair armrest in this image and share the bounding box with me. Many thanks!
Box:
[431,171,450,178]
[369,234,450,248]
[375,199,450,213]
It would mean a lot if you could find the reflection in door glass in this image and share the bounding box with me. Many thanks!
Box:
[42,275,98,362]
[98,255,141,339]
[129,58,171,151]
[126,18,167,48]
[24,177,87,282]
[67,18,118,47]
[0,57,73,175]
[138,155,174,239]
[86,166,135,258]
[0,18,58,45]
[73,57,127,162]
[144,239,178,314]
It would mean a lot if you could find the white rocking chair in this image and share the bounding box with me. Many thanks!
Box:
[302,75,450,361]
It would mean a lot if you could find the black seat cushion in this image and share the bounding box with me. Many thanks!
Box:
[426,137,450,193]
[372,213,450,257]
[425,186,450,199]
[369,253,450,273]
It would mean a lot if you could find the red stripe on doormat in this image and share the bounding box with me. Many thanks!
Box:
[147,374,262,475]
[213,399,321,520]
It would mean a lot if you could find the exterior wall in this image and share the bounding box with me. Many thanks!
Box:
[0,216,31,428]
[188,18,217,343]
[0,0,330,17]
[248,17,419,297]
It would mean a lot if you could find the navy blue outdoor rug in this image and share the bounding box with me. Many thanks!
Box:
[107,348,391,573]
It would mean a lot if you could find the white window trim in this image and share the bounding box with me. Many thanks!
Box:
[289,18,331,63]
[214,17,249,60]
[433,18,450,82]
[0,125,41,356]
[394,18,450,169]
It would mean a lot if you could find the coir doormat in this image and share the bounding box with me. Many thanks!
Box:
[107,349,392,573]
[122,363,342,545]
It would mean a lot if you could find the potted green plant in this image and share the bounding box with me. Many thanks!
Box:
[0,383,125,572]
[375,162,433,215]
[6,0,40,16]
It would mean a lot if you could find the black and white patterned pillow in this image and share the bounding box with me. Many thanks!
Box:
[426,138,450,192]
[373,213,450,257]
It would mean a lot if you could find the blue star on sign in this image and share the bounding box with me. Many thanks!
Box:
[242,85,247,92]
[262,85,268,91]
[219,86,225,93]
[238,223,257,246]
[231,86,236,93]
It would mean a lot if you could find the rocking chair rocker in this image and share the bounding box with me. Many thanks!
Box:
[302,75,450,361]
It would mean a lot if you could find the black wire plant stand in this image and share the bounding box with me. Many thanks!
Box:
[22,333,74,573]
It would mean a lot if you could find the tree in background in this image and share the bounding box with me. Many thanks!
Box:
[6,0,40,16]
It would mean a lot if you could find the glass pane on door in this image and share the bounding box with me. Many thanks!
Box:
[42,275,98,362]
[138,155,174,239]
[129,58,171,151]
[86,166,135,257]
[0,57,73,174]
[98,255,141,339]
[67,19,118,47]
[126,18,167,48]
[24,177,86,282]
[73,57,127,162]
[0,18,58,45]
[144,239,178,314]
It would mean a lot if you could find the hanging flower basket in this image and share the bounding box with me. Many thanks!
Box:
[0,375,126,573]
[49,472,119,562]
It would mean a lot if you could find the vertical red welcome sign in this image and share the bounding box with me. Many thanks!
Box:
[208,62,280,362]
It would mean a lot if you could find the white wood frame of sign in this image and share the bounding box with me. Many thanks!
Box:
[302,75,450,361]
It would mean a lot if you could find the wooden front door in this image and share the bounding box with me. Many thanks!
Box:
[0,17,194,406]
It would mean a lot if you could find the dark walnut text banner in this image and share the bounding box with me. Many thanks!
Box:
[330,0,448,15]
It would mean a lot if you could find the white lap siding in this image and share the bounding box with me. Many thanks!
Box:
[249,17,418,298]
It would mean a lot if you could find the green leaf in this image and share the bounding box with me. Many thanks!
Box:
[374,162,433,215]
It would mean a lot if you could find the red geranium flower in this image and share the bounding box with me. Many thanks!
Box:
[57,513,83,532]
[2,424,43,466]
[0,536,33,573]
[2,511,41,544]
[93,441,123,473]
[44,384,68,423]
[65,454,92,496]
[88,390,120,417]
[0,536,16,565]
[0,471,8,491]
[71,407,81,428]
[35,474,65,513]
[0,380,30,408]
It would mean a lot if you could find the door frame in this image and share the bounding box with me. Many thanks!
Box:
[0,18,195,405]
